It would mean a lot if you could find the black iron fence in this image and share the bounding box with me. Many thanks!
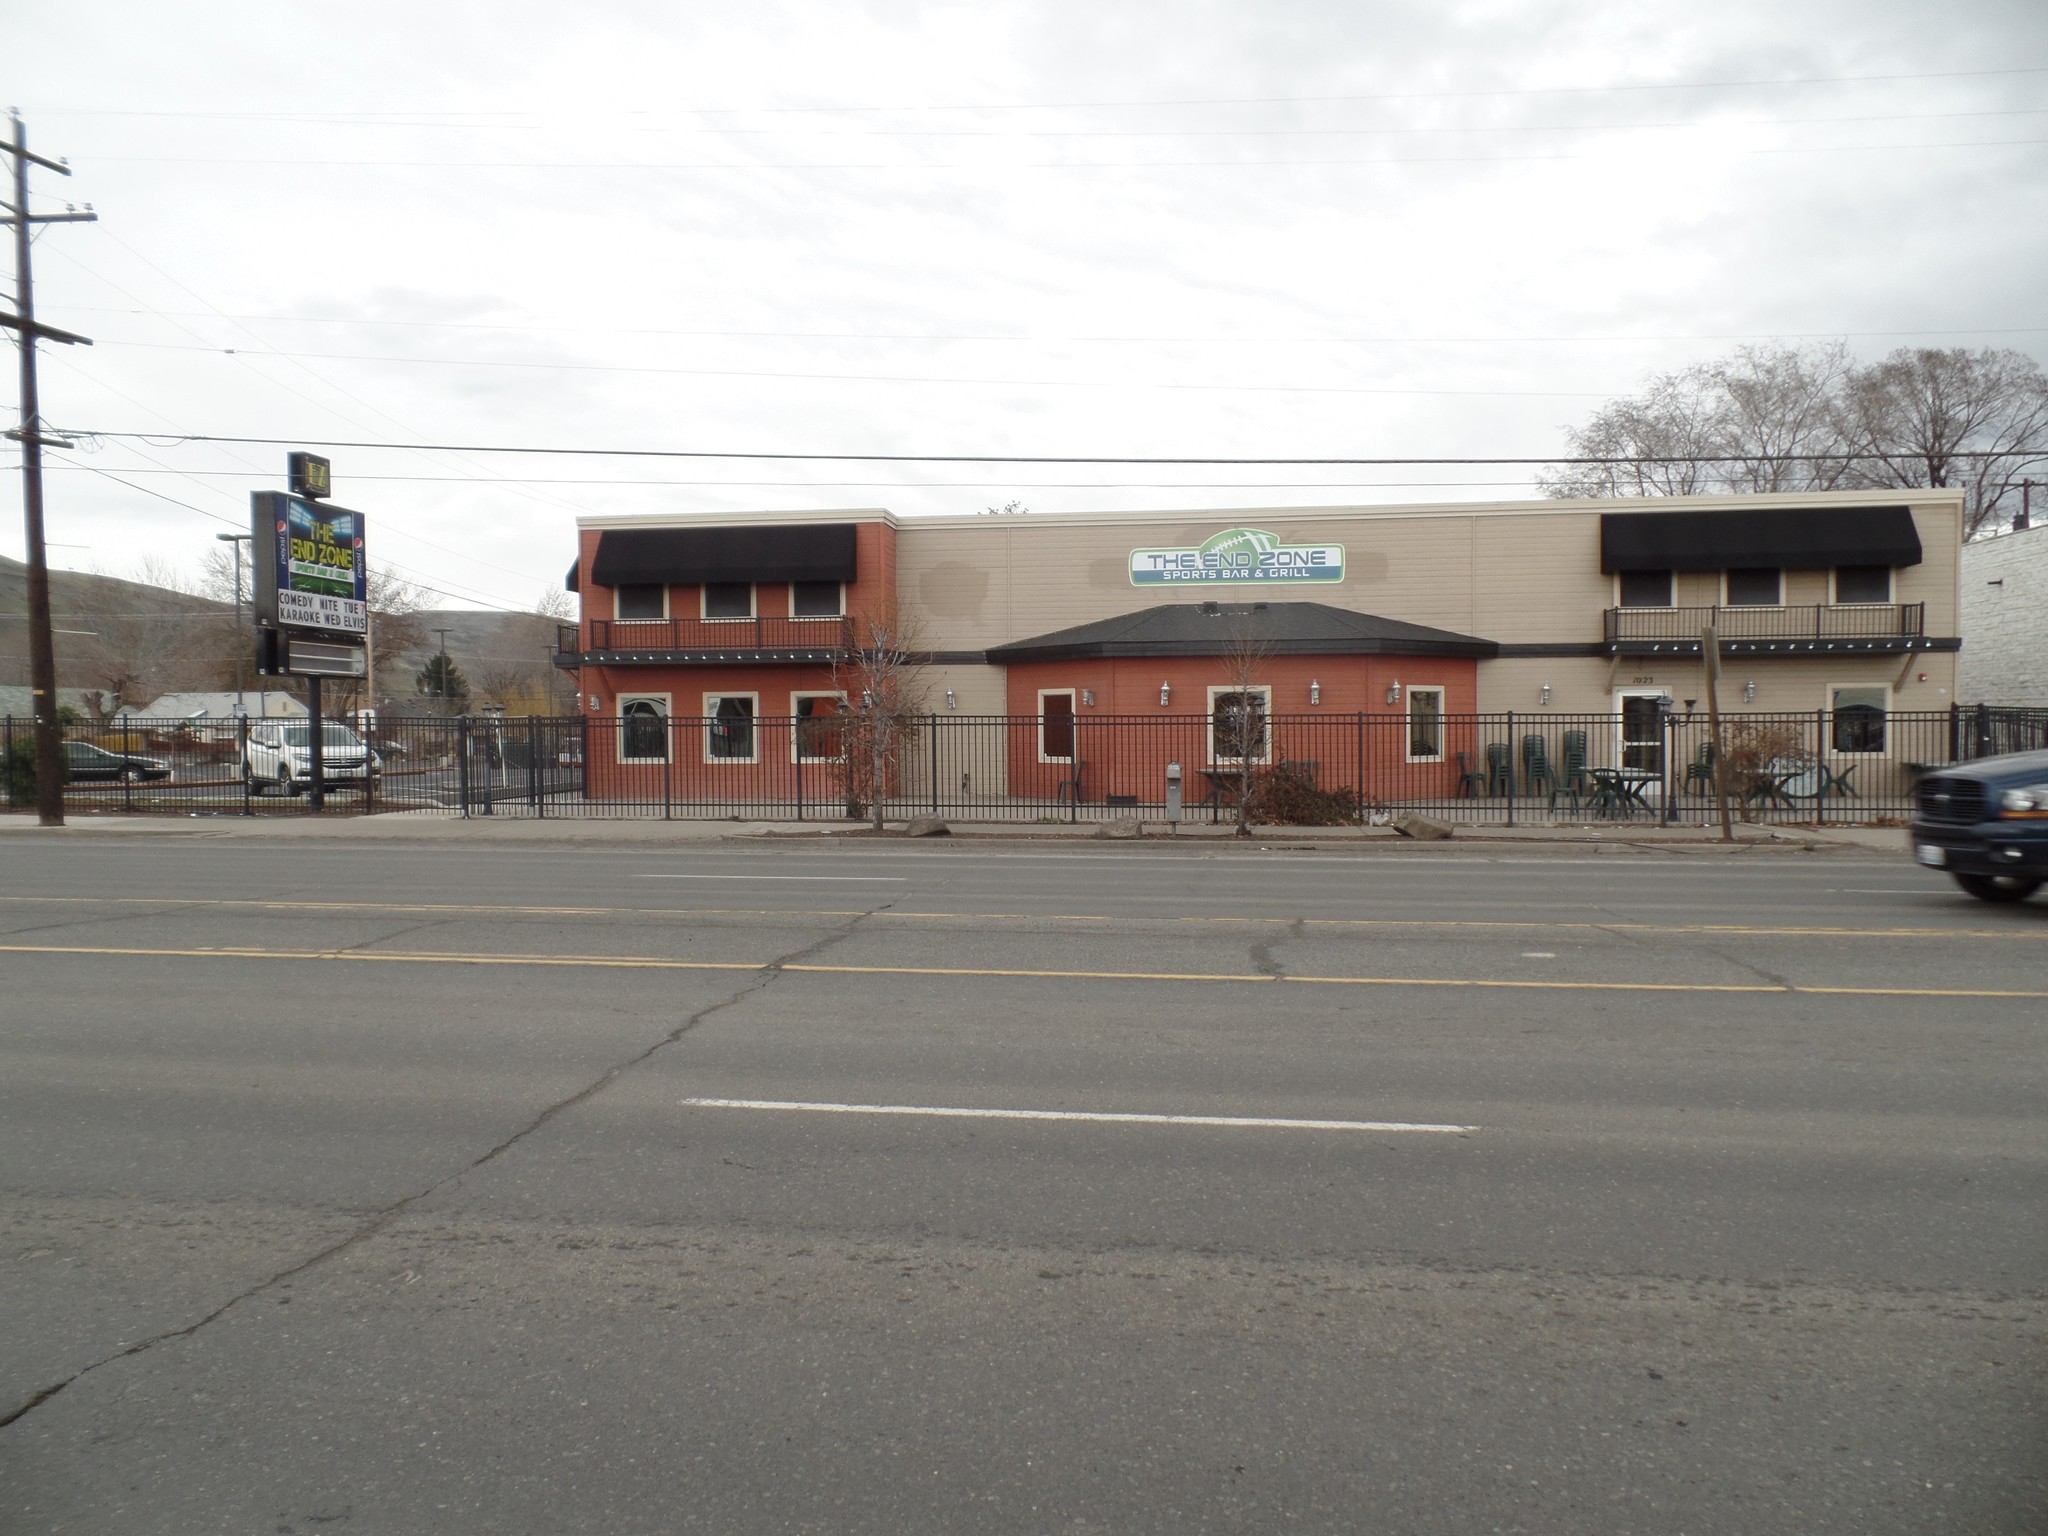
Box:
[7,706,2046,825]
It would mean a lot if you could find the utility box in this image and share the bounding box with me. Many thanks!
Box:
[1165,760,1183,824]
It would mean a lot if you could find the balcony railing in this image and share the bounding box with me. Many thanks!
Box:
[561,615,855,662]
[1604,603,1927,654]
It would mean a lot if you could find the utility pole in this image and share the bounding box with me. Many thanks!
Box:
[3,110,96,826]
[216,530,252,713]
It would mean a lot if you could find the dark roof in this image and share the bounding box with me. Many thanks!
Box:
[1601,505,1923,573]
[986,601,1497,663]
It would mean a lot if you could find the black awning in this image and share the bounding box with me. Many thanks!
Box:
[565,558,579,593]
[1600,505,1923,573]
[588,524,859,586]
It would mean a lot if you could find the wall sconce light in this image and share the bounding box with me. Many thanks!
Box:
[1159,682,1171,707]
[1742,679,1756,703]
[1081,688,1095,708]
[1539,682,1552,706]
[945,689,957,711]
[587,694,601,712]
[1309,679,1321,706]
[1386,681,1402,706]
[861,689,874,708]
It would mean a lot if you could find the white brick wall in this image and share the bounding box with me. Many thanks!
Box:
[1959,524,2048,705]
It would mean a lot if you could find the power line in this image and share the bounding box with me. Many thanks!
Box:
[47,306,2048,344]
[26,64,2048,119]
[62,430,2048,466]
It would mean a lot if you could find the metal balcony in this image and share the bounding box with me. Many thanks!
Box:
[1603,603,1930,657]
[552,615,854,668]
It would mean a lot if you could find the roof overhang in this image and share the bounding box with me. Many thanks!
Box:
[587,524,859,586]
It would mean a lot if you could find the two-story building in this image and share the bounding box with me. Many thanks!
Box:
[554,489,1962,812]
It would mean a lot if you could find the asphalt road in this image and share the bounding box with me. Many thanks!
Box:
[2,835,2043,1534]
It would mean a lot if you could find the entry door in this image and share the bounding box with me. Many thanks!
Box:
[1616,690,1667,773]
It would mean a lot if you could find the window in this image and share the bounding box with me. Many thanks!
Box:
[1834,565,1892,604]
[1618,569,1673,608]
[1406,686,1445,762]
[1725,567,1782,606]
[1208,686,1271,765]
[615,584,666,621]
[702,582,754,620]
[793,692,847,761]
[791,580,843,618]
[619,696,670,762]
[1830,686,1887,753]
[1038,690,1075,761]
[705,694,758,762]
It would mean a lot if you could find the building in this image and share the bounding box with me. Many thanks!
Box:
[1958,521,2048,707]
[554,490,1962,811]
[117,690,308,721]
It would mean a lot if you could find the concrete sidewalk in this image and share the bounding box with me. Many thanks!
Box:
[0,807,1907,855]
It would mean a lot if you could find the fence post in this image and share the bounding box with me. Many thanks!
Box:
[122,713,135,813]
[662,717,673,821]
[1505,710,1515,827]
[1815,708,1827,827]
[457,715,472,818]
[1355,710,1365,824]
[527,716,539,812]
[929,714,939,814]
[239,715,251,815]
[3,716,11,808]
[795,724,804,823]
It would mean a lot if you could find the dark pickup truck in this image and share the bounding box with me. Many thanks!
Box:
[1911,748,2048,903]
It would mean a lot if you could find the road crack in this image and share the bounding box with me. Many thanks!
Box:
[0,895,899,1431]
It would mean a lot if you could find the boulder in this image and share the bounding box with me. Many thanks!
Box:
[1096,817,1144,840]
[904,815,949,838]
[1390,813,1453,841]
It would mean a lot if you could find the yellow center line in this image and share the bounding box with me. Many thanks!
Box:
[2,941,2044,1000]
[0,894,2031,942]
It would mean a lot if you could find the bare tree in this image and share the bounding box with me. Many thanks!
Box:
[1540,342,2048,536]
[1215,613,1273,838]
[828,608,930,831]
[1840,348,2048,537]
[534,586,574,621]
[1539,344,1856,499]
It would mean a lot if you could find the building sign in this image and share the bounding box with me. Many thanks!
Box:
[1129,527,1345,586]
[252,490,369,635]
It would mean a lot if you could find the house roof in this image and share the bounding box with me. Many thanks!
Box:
[985,601,1498,663]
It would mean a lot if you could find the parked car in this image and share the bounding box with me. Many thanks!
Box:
[244,720,378,796]
[1910,748,2048,903]
[64,741,173,783]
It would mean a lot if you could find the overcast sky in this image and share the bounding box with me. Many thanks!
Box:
[8,0,2046,610]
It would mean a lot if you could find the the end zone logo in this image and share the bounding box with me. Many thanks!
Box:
[1129,527,1345,586]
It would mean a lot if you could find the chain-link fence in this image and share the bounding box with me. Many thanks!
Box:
[6,706,2045,824]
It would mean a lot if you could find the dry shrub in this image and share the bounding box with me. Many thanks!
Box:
[1718,719,1813,802]
[1246,762,1361,826]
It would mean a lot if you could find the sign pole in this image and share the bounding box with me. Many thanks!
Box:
[308,674,325,812]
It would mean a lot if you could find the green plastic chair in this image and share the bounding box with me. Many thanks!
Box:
[1483,742,1513,796]
[1453,751,1488,799]
[1559,730,1591,809]
[1521,734,1560,807]
[1683,741,1716,795]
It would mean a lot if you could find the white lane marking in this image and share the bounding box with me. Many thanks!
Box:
[631,874,906,882]
[1521,951,1557,959]
[680,1097,1476,1134]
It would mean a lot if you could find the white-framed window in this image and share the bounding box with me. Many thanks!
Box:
[1833,565,1893,605]
[1724,567,1783,606]
[791,580,844,619]
[792,691,848,762]
[701,582,755,621]
[614,584,667,621]
[1038,689,1077,762]
[1617,569,1674,608]
[1404,685,1445,763]
[1207,685,1271,765]
[1829,684,1888,754]
[704,693,759,762]
[618,694,671,763]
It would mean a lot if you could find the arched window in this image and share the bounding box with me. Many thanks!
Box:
[620,697,669,762]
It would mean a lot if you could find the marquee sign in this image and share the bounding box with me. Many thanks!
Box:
[1129,527,1345,586]
[252,490,369,635]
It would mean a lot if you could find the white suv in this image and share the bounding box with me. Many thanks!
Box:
[245,720,377,796]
